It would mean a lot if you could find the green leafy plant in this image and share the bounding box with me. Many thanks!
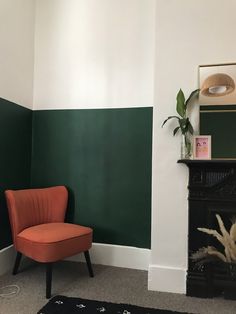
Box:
[162,89,199,135]
[162,89,199,157]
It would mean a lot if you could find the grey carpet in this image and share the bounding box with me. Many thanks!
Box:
[0,260,236,314]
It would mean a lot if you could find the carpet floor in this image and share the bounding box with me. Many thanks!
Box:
[0,260,236,314]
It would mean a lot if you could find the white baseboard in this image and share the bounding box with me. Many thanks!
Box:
[0,245,16,276]
[0,243,150,276]
[67,243,150,270]
[148,264,186,294]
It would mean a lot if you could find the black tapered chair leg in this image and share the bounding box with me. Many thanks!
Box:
[13,252,22,275]
[46,263,53,299]
[84,250,94,277]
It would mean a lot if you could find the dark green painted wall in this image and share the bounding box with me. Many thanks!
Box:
[31,108,152,248]
[0,103,152,250]
[0,98,32,250]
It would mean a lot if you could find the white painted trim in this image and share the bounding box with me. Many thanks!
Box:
[67,243,150,271]
[0,245,16,276]
[0,243,150,276]
[32,105,153,111]
[148,264,186,294]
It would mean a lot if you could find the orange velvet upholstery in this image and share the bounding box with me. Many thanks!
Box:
[5,186,93,263]
[5,186,68,244]
[5,186,94,298]
[17,223,92,263]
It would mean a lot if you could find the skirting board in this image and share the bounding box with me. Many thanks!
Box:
[67,243,150,271]
[0,243,150,275]
[0,245,16,276]
[148,264,186,294]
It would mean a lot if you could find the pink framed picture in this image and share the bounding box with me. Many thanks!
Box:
[193,136,211,159]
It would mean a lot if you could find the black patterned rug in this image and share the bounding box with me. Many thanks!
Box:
[38,295,192,314]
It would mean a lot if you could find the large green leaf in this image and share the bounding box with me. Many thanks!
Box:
[185,89,200,108]
[185,118,194,135]
[176,89,186,118]
[179,118,187,134]
[161,116,179,127]
[173,126,180,136]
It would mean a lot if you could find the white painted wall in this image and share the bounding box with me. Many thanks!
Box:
[0,0,35,109]
[150,0,236,293]
[33,0,155,110]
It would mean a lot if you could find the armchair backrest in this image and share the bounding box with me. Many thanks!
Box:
[5,186,68,244]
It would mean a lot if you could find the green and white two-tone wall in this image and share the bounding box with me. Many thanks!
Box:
[0,0,35,255]
[31,0,155,265]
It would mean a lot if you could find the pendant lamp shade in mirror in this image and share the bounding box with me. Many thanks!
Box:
[199,63,236,160]
[201,73,235,97]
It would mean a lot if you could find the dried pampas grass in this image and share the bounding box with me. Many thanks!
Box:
[191,214,236,265]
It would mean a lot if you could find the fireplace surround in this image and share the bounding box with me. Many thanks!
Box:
[179,159,236,299]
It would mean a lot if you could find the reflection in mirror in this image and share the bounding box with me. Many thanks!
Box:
[201,73,235,97]
[199,63,236,159]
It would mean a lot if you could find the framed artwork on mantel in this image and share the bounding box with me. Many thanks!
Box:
[193,135,211,160]
[199,63,236,159]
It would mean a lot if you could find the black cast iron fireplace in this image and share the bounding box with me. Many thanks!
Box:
[178,159,236,299]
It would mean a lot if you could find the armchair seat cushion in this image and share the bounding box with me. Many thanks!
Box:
[16,223,93,263]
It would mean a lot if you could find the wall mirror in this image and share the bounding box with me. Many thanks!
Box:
[199,63,236,159]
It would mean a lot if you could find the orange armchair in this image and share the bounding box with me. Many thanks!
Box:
[5,186,93,298]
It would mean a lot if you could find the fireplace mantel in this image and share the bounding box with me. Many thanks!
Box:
[178,158,236,298]
[178,159,236,165]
